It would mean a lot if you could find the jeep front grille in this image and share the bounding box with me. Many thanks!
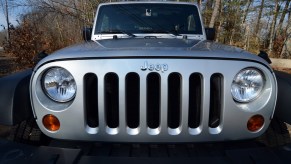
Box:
[84,71,223,135]
[31,59,276,142]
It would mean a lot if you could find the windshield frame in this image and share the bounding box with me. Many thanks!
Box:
[91,1,206,41]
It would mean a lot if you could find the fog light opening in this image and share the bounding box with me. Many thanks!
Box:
[247,115,264,132]
[43,114,60,131]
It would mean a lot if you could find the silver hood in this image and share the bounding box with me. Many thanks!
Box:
[35,38,271,69]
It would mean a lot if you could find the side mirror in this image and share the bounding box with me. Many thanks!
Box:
[83,27,92,41]
[33,51,48,65]
[258,50,272,64]
[205,28,215,41]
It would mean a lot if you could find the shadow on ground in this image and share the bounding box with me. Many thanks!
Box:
[0,125,11,139]
[0,50,17,77]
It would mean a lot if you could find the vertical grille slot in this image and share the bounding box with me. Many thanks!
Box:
[84,73,99,128]
[188,73,202,129]
[126,73,140,129]
[105,73,119,128]
[209,73,223,128]
[147,73,161,129]
[168,73,181,129]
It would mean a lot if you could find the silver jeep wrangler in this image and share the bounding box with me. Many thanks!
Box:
[2,1,291,145]
[30,1,278,142]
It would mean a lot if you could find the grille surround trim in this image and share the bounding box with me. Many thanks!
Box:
[31,59,277,142]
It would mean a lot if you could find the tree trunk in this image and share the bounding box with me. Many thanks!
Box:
[275,0,290,36]
[241,0,253,50]
[197,0,202,8]
[204,0,214,25]
[280,13,291,58]
[215,1,223,42]
[268,0,280,56]
[244,25,250,50]
[227,1,240,45]
[241,0,252,25]
[209,0,221,28]
[254,0,265,35]
[4,0,10,42]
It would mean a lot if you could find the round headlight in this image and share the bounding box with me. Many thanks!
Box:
[42,67,76,102]
[231,68,265,103]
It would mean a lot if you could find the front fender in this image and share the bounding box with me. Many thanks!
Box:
[0,69,33,125]
[274,70,291,124]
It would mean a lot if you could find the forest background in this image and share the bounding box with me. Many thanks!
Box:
[0,0,291,70]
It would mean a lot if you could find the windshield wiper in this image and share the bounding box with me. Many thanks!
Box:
[99,30,136,37]
[145,30,181,37]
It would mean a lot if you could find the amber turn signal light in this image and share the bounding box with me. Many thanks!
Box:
[43,114,60,131]
[247,115,264,132]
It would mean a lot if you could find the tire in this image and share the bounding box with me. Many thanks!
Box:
[257,117,291,147]
[8,118,50,145]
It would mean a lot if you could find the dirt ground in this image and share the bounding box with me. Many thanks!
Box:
[273,66,291,74]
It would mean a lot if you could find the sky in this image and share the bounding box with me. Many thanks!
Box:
[0,9,21,29]
[0,8,7,29]
[0,0,25,30]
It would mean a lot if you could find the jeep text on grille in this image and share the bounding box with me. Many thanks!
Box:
[140,61,168,72]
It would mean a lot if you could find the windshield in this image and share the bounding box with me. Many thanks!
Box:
[95,3,202,35]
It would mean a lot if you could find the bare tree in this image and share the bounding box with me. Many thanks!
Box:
[215,1,223,42]
[280,8,291,58]
[224,0,241,45]
[254,0,265,35]
[203,0,214,25]
[241,0,253,25]
[241,0,253,50]
[209,0,221,28]
[0,0,10,42]
[196,0,202,8]
[276,0,290,36]
[268,0,280,55]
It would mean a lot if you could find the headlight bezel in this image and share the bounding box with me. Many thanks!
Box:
[231,67,265,103]
[41,67,77,103]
